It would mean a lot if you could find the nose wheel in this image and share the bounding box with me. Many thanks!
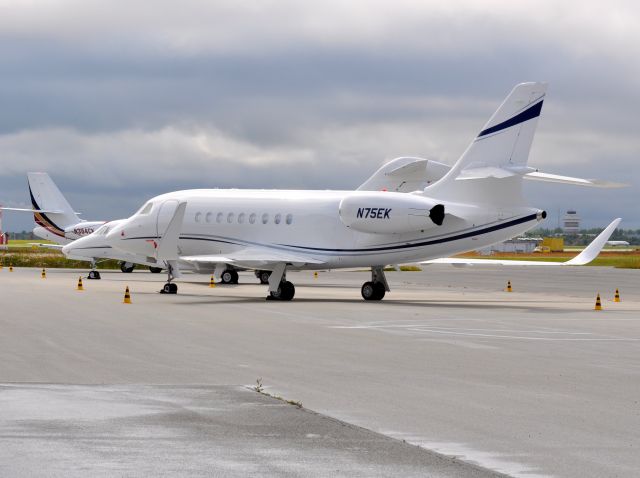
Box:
[161,282,178,294]
[160,263,178,294]
[87,270,101,280]
[87,261,101,280]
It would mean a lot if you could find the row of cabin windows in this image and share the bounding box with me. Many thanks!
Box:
[194,212,294,225]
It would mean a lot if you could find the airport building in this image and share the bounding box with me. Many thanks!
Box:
[562,210,581,234]
[477,238,540,254]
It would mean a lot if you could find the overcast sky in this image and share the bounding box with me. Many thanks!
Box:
[1,0,638,231]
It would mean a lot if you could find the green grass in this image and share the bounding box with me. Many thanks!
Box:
[1,247,121,269]
[4,239,56,249]
[466,254,640,269]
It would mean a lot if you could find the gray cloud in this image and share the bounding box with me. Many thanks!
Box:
[0,0,638,231]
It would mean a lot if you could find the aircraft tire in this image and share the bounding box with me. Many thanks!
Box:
[149,266,163,273]
[270,281,295,301]
[362,281,385,301]
[373,281,386,300]
[221,270,234,284]
[259,271,271,284]
[279,281,295,301]
[120,262,135,273]
[230,270,239,284]
[361,281,376,300]
[161,282,178,294]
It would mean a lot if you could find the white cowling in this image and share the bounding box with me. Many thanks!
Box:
[339,192,444,234]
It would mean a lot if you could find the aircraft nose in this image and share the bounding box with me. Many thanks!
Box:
[61,243,73,256]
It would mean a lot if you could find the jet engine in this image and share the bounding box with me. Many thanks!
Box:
[339,192,445,234]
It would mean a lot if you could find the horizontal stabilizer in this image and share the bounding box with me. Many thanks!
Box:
[524,171,628,188]
[28,242,64,250]
[422,218,621,267]
[0,207,66,214]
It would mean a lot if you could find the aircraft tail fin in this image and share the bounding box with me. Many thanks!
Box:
[425,82,547,205]
[28,172,81,236]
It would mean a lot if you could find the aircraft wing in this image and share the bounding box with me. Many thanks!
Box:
[422,218,621,267]
[181,247,325,266]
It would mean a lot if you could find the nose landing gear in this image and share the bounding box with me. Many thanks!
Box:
[87,261,101,280]
[160,263,178,294]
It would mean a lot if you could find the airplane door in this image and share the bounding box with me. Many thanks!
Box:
[156,199,180,239]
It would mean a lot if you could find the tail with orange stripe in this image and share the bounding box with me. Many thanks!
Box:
[28,172,80,238]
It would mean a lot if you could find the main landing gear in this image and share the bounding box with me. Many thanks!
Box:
[120,261,135,273]
[149,266,163,273]
[265,264,295,301]
[267,280,295,301]
[221,269,239,284]
[361,266,389,301]
[160,263,178,294]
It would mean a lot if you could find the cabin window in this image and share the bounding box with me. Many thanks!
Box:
[227,212,235,224]
[274,213,282,225]
[205,212,213,223]
[286,214,293,225]
[262,213,269,224]
[195,212,202,223]
[238,212,245,224]
[249,213,256,224]
[216,212,223,223]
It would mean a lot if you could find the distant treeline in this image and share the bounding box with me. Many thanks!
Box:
[5,231,37,240]
[528,227,640,246]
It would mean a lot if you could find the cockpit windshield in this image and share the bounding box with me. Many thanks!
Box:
[94,225,111,235]
[137,202,153,215]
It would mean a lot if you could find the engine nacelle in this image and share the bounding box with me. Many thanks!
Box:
[339,192,444,234]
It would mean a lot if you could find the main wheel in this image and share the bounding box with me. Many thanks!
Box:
[221,270,234,284]
[258,270,271,284]
[149,266,163,273]
[373,281,386,300]
[88,270,101,280]
[269,281,295,301]
[230,270,239,284]
[120,262,135,273]
[361,281,376,300]
[362,281,385,301]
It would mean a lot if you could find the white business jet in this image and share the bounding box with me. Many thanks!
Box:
[1,172,164,278]
[63,82,623,300]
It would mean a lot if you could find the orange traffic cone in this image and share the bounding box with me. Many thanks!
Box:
[9,264,13,272]
[506,280,512,292]
[594,293,602,311]
[614,289,620,303]
[77,276,84,291]
[123,286,132,304]
[41,267,46,279]
[314,271,318,279]
[209,275,216,288]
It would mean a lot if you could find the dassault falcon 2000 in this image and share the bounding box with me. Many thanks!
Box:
[63,82,623,300]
